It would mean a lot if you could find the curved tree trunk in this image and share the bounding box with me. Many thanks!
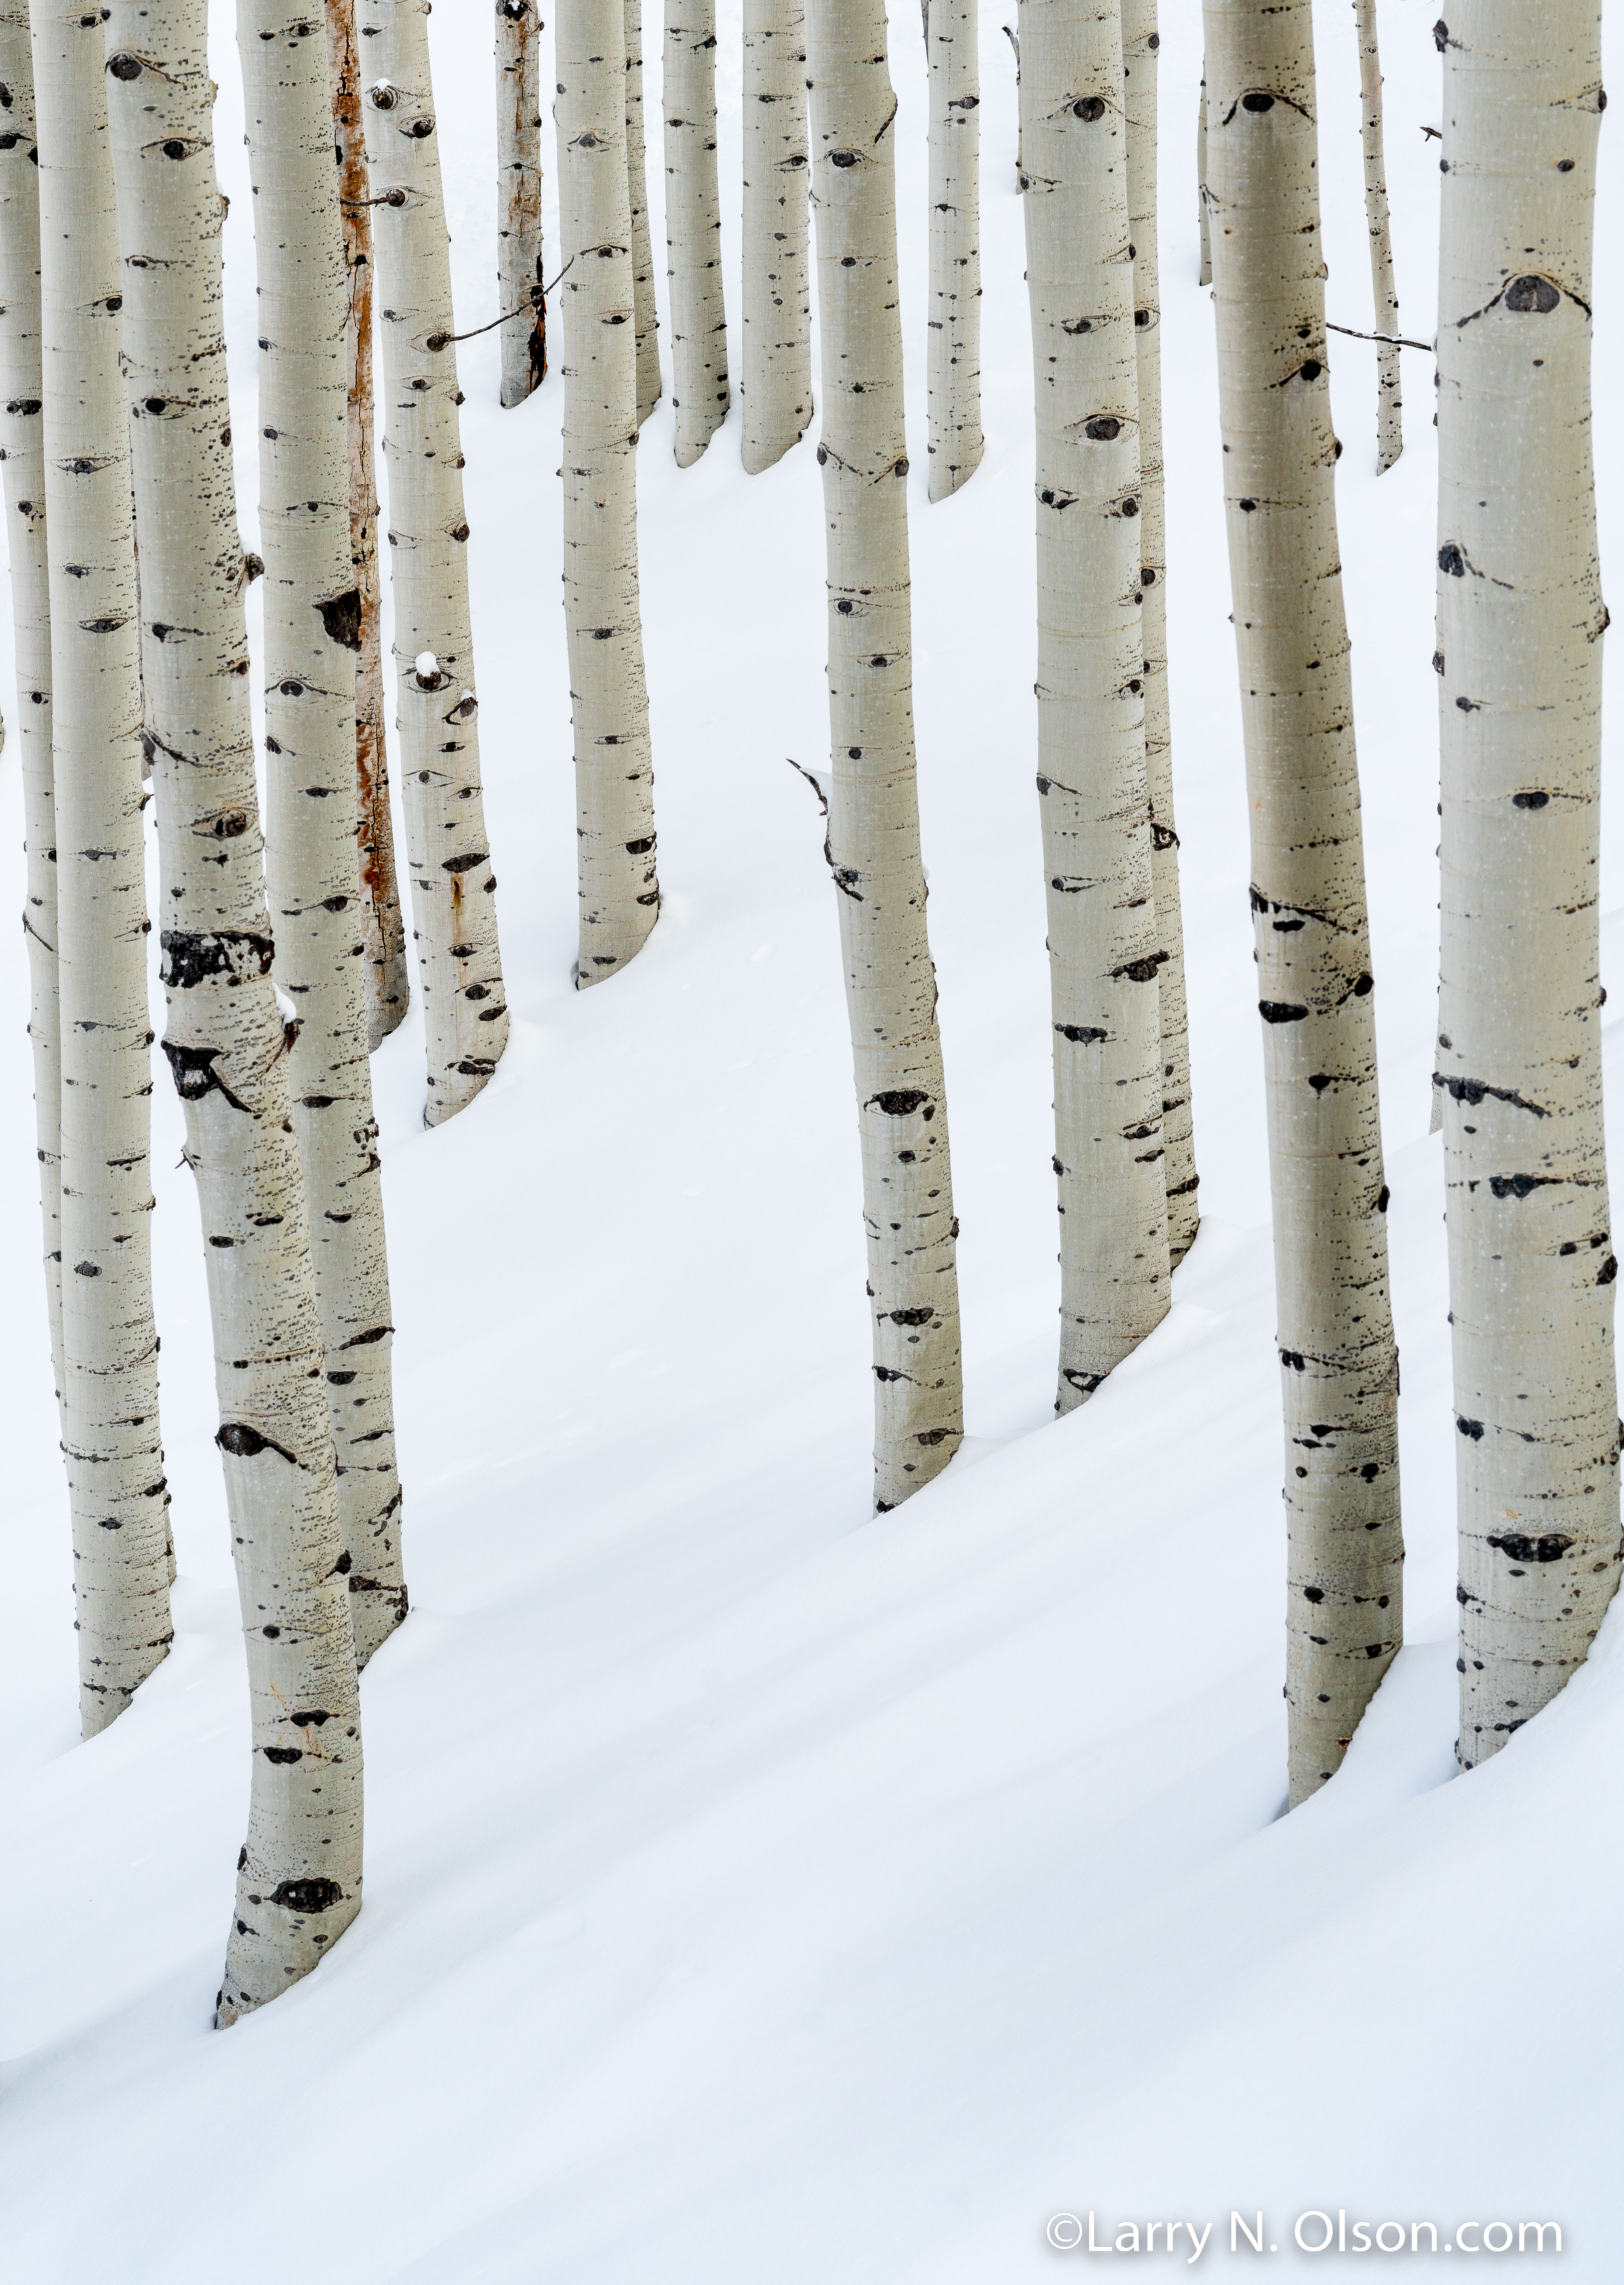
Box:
[1196,66,1210,284]
[924,0,981,499]
[740,0,810,471]
[625,0,660,423]
[104,0,363,2023]
[1352,0,1399,471]
[34,0,174,1733]
[0,10,60,1418]
[807,0,963,1511]
[242,0,406,1670]
[557,0,660,980]
[664,0,728,464]
[1022,0,1169,1413]
[1203,0,1401,1806]
[325,0,408,1048]
[496,0,547,405]
[1436,0,1617,1769]
[359,0,510,1126]
[1124,0,1197,1266]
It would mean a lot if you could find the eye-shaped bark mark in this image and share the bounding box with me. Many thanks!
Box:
[161,1041,254,1112]
[1487,1531,1574,1564]
[271,1876,345,1913]
[1055,1022,1108,1044]
[216,1421,299,1464]
[316,587,363,650]
[1434,1072,1548,1117]
[1260,1000,1310,1023]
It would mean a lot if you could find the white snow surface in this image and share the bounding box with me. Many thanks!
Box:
[4,0,1624,2274]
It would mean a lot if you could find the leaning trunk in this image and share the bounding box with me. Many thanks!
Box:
[325,0,408,1047]
[1436,0,1617,1768]
[496,0,546,405]
[0,8,60,1415]
[34,0,173,1732]
[359,0,510,1127]
[625,0,660,423]
[664,0,728,464]
[1123,0,1197,1264]
[807,0,963,1510]
[924,0,981,500]
[242,0,406,1669]
[104,0,363,2019]
[1352,0,1400,471]
[557,0,660,980]
[1202,0,1401,1806]
[740,0,811,471]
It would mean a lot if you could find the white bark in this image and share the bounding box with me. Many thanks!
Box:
[104,0,363,2020]
[326,0,408,1048]
[1021,0,1170,1411]
[241,0,405,1670]
[663,0,728,464]
[34,0,174,1733]
[1202,0,1401,1806]
[1123,0,1196,1266]
[1196,65,1210,284]
[496,0,546,406]
[740,0,810,471]
[807,0,963,1509]
[360,0,510,1126]
[0,10,60,1411]
[924,0,981,499]
[1350,0,1399,471]
[625,0,659,424]
[1436,0,1618,1768]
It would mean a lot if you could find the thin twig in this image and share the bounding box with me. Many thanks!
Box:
[1326,320,1435,353]
[426,254,579,350]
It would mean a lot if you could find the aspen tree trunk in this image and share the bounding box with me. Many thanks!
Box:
[1196,66,1210,284]
[34,0,173,1732]
[496,0,547,405]
[241,0,406,1668]
[326,0,407,1047]
[1203,0,1401,1805]
[1124,0,1197,1265]
[104,0,363,2020]
[1022,0,1169,1411]
[664,0,728,463]
[557,0,660,977]
[1436,0,1618,1768]
[359,0,510,1126]
[1352,0,1399,470]
[740,0,811,471]
[0,10,61,1411]
[625,0,660,423]
[807,0,963,1509]
[924,0,981,499]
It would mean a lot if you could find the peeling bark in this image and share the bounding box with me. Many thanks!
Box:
[664,0,728,464]
[741,0,810,471]
[1203,0,1402,1805]
[1436,0,1618,1767]
[1022,0,1170,1411]
[34,0,173,1733]
[924,0,981,499]
[625,0,660,423]
[104,0,363,2018]
[359,0,510,1126]
[242,0,405,1669]
[496,0,546,405]
[1352,0,1400,471]
[325,0,407,1047]
[807,0,963,1510]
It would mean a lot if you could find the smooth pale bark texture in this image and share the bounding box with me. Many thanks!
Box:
[1022,0,1169,1411]
[1196,66,1210,284]
[1436,1,1618,1768]
[663,0,728,463]
[34,0,173,1733]
[1203,0,1401,1805]
[103,0,363,2019]
[0,9,61,1412]
[1124,0,1196,1265]
[326,0,407,1048]
[740,0,810,472]
[807,0,963,1510]
[557,0,659,980]
[1352,0,1399,471]
[625,0,659,423]
[924,0,980,500]
[360,0,510,1126]
[241,0,405,1669]
[496,0,546,405]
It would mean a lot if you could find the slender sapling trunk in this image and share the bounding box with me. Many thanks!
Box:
[1352,0,1400,470]
[496,0,547,405]
[625,0,659,423]
[664,0,728,463]
[924,0,982,499]
[740,0,810,471]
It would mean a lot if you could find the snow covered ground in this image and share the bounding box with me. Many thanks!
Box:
[4,0,1624,2273]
